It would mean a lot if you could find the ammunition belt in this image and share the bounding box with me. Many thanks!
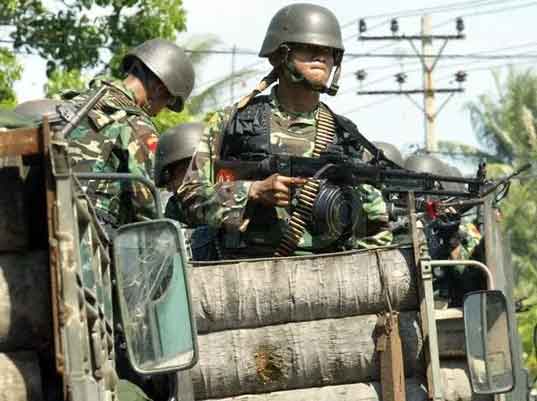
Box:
[274,105,336,257]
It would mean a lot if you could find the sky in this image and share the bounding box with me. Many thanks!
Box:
[12,0,537,166]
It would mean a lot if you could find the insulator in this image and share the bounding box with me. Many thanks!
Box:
[390,18,399,35]
[456,17,464,34]
[355,69,367,81]
[359,19,367,34]
[395,72,407,85]
[455,70,467,83]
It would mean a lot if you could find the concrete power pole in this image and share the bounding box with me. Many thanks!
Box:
[357,15,466,154]
[422,15,437,152]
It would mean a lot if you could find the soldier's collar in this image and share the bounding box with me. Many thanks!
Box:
[269,85,319,120]
[89,77,137,102]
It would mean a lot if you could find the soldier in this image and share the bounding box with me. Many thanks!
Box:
[154,122,218,261]
[63,38,195,229]
[177,4,391,259]
[404,154,483,306]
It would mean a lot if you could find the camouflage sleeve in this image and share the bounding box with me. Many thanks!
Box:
[117,116,159,221]
[351,184,393,249]
[451,222,482,260]
[176,110,252,230]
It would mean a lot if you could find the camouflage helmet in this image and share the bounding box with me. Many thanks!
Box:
[121,39,195,112]
[404,154,447,175]
[373,141,404,167]
[154,122,204,187]
[14,99,63,119]
[442,165,466,191]
[259,3,344,65]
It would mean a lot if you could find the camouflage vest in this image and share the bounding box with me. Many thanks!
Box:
[221,96,367,161]
[218,96,369,255]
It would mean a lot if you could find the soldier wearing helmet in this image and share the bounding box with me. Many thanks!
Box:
[177,4,391,259]
[154,123,218,261]
[61,38,195,229]
[404,154,483,306]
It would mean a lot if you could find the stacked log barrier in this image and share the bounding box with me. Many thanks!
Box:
[0,352,43,401]
[188,248,482,400]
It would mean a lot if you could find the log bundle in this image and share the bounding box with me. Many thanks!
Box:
[200,362,491,401]
[191,312,466,399]
[0,352,43,401]
[0,168,27,251]
[190,248,418,333]
[188,249,479,401]
[0,252,51,351]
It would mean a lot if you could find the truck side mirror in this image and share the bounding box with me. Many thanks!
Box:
[463,290,515,394]
[113,219,197,374]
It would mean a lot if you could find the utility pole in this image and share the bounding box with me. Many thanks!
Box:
[422,15,437,152]
[231,44,237,102]
[356,15,467,153]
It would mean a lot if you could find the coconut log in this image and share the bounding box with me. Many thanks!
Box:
[0,351,43,401]
[197,362,492,401]
[190,248,418,333]
[0,252,51,351]
[192,311,466,399]
[0,168,27,251]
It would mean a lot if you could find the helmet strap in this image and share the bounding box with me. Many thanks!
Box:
[237,67,279,109]
[281,44,341,96]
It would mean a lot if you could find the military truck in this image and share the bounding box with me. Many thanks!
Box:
[180,190,531,399]
[0,107,531,401]
[0,111,197,400]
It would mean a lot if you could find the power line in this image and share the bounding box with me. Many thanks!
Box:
[341,0,517,28]
[344,52,537,60]
[341,95,398,116]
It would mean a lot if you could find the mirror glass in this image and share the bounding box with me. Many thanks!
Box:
[463,290,514,394]
[114,219,196,374]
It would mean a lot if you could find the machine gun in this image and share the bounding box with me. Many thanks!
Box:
[215,153,530,199]
[215,154,530,251]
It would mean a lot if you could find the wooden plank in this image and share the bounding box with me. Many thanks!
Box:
[189,248,418,333]
[195,362,492,401]
[0,351,43,401]
[0,128,41,157]
[0,252,51,351]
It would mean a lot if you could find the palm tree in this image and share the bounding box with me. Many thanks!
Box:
[152,34,260,132]
[437,68,537,176]
[181,34,260,115]
[443,68,537,376]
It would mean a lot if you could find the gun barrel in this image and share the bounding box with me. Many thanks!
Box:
[58,85,109,139]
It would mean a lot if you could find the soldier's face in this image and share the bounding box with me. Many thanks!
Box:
[147,81,173,116]
[290,44,335,87]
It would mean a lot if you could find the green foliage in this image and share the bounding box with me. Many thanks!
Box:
[152,106,193,133]
[180,34,259,115]
[45,68,87,98]
[0,48,22,105]
[7,0,186,76]
[460,68,537,377]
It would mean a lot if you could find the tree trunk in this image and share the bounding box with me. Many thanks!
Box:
[0,168,27,251]
[0,351,43,401]
[191,311,465,399]
[190,248,418,333]
[194,363,491,401]
[0,252,51,351]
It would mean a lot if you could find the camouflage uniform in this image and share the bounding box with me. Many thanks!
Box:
[64,78,158,228]
[177,87,392,257]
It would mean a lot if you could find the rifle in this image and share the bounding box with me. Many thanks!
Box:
[215,153,530,256]
[215,153,531,200]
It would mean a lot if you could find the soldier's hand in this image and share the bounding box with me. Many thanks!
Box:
[249,174,306,207]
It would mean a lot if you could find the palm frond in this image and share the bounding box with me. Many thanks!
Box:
[188,69,260,115]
